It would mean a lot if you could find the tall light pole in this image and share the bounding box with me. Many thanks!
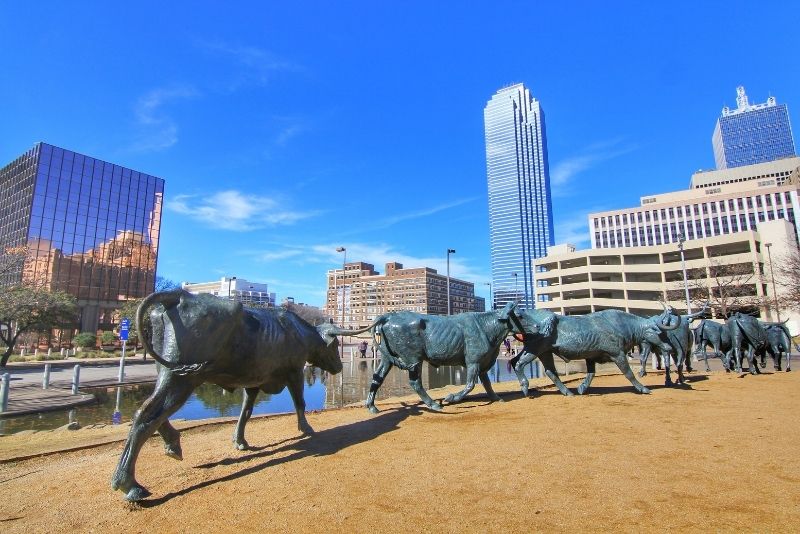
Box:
[678,233,692,314]
[446,249,456,315]
[512,272,518,303]
[336,247,347,326]
[764,242,780,321]
[485,282,492,310]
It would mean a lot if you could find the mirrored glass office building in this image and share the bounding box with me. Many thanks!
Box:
[0,142,164,332]
[484,83,553,310]
[713,86,796,170]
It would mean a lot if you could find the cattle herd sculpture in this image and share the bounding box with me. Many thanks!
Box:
[112,289,793,501]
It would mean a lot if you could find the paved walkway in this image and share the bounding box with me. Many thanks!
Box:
[0,356,158,417]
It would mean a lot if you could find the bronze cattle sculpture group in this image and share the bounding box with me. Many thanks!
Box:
[113,289,792,501]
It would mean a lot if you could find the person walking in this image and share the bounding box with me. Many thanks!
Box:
[358,340,368,359]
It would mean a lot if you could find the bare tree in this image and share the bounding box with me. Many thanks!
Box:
[772,242,800,313]
[283,302,330,326]
[0,245,26,286]
[155,276,180,292]
[673,260,766,318]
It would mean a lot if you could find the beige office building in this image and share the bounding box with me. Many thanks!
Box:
[325,261,485,329]
[534,219,797,327]
[182,276,276,307]
[588,157,800,249]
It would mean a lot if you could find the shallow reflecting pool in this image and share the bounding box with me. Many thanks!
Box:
[0,359,541,434]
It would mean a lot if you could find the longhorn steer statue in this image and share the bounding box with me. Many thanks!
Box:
[511,308,680,396]
[761,322,792,371]
[330,302,527,413]
[692,319,733,372]
[111,290,344,502]
[639,307,707,385]
[726,312,769,374]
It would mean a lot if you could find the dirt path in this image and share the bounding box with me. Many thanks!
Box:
[1,370,799,532]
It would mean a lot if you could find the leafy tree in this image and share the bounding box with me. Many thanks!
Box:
[73,332,97,349]
[0,287,78,366]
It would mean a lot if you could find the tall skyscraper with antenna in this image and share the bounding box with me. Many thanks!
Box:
[484,83,553,310]
[713,86,796,169]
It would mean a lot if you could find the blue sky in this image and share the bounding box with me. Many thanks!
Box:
[1,2,799,307]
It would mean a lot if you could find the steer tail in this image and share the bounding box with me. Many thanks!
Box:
[136,289,205,373]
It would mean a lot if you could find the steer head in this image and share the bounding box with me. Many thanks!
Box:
[313,323,344,375]
[641,315,680,354]
[514,309,558,338]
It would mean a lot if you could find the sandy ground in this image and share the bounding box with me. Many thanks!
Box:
[1,370,799,532]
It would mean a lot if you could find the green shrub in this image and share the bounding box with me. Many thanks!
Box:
[100,331,116,346]
[73,332,97,348]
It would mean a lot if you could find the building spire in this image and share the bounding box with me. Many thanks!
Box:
[736,85,749,110]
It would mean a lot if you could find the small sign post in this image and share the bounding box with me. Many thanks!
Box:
[118,318,130,383]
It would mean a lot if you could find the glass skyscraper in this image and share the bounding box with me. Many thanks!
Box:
[713,86,796,169]
[484,83,553,310]
[0,142,164,333]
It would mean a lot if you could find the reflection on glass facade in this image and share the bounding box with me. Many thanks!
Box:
[0,142,164,331]
[713,86,796,170]
[484,83,553,310]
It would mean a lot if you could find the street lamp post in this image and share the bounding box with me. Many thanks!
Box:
[336,247,347,363]
[336,247,347,326]
[446,249,456,315]
[485,282,492,310]
[678,233,692,314]
[512,272,518,304]
[764,242,780,322]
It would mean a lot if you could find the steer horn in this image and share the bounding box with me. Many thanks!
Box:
[326,317,384,337]
[136,289,184,369]
[656,319,680,331]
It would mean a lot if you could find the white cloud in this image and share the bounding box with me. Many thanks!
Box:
[130,86,198,152]
[167,190,318,231]
[550,139,636,197]
[200,41,302,88]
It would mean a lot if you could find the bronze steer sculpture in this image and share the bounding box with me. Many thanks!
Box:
[111,290,344,502]
[639,307,707,385]
[331,302,526,413]
[761,322,792,372]
[692,319,733,372]
[511,308,680,396]
[726,312,770,374]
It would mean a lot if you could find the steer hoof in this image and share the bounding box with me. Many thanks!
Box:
[639,386,651,394]
[300,425,315,436]
[164,443,183,461]
[234,440,249,451]
[429,402,443,412]
[443,394,455,404]
[367,405,380,414]
[124,484,152,502]
[577,385,588,395]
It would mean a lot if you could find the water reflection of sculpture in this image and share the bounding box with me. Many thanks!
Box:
[111,290,344,502]
[328,303,526,413]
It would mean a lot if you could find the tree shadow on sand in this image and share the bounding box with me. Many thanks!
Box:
[138,405,423,507]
